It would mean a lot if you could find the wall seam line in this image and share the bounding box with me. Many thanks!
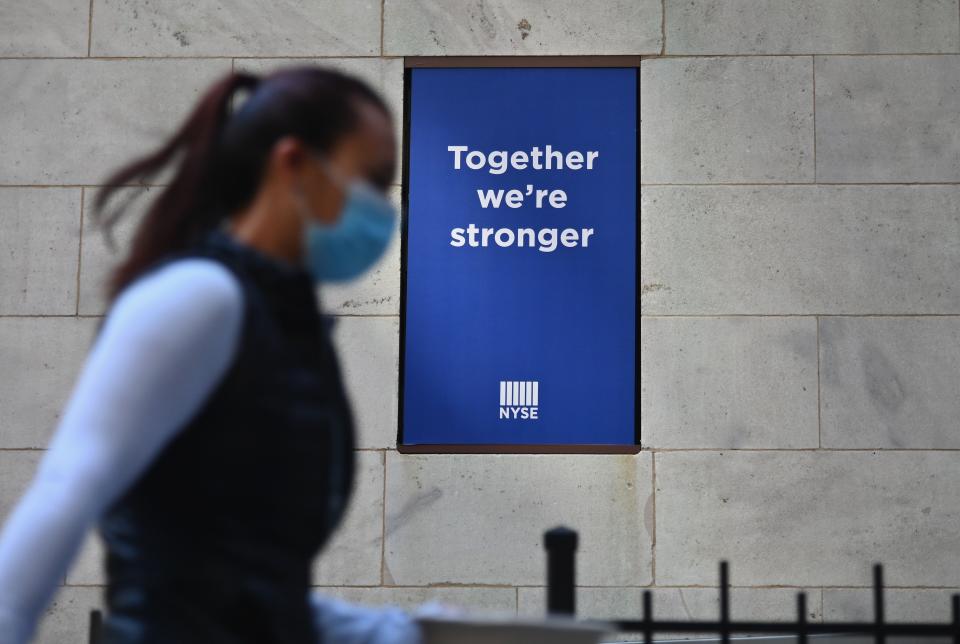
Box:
[640,181,960,186]
[56,582,960,590]
[643,447,960,453]
[8,447,960,453]
[651,452,657,585]
[812,55,817,183]
[640,314,960,318]
[380,449,388,586]
[816,315,822,449]
[0,182,402,189]
[661,0,666,56]
[75,187,84,316]
[0,313,402,319]
[4,181,956,188]
[5,52,960,61]
[86,0,94,57]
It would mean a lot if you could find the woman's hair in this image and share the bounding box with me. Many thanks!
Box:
[92,66,390,300]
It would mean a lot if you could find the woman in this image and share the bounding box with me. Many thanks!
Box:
[0,67,419,643]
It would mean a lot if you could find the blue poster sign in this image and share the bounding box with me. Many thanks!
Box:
[400,65,638,448]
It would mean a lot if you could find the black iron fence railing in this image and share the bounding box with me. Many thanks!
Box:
[86,525,960,643]
[543,526,960,643]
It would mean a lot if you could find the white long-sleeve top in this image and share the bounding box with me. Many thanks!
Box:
[0,258,419,644]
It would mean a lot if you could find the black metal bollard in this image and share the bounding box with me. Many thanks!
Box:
[544,526,578,616]
[873,564,885,644]
[797,592,808,644]
[88,609,102,644]
[952,594,960,644]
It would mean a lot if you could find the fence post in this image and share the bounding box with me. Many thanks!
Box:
[544,526,578,616]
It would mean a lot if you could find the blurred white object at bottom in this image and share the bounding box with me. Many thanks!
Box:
[416,615,612,644]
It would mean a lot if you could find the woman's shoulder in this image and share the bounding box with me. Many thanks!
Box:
[109,257,244,331]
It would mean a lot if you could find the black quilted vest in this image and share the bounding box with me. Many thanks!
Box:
[96,229,356,644]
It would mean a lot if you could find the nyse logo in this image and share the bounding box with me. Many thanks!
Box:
[499,380,539,420]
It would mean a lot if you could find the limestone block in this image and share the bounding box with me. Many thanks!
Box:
[0,318,96,448]
[641,316,818,448]
[0,59,229,185]
[0,0,89,57]
[656,451,960,587]
[91,1,380,57]
[816,55,960,182]
[665,0,959,55]
[332,318,399,449]
[313,450,385,585]
[641,56,813,183]
[384,0,656,55]
[384,452,652,586]
[641,185,960,315]
[0,188,81,315]
[820,316,960,448]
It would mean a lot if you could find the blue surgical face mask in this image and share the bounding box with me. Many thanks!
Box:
[293,156,397,283]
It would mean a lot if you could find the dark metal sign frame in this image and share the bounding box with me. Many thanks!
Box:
[396,55,642,454]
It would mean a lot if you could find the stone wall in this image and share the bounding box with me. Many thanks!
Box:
[1,1,958,641]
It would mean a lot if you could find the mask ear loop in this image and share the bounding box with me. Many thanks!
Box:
[308,148,357,228]
[309,148,349,193]
[293,148,348,240]
[290,180,312,224]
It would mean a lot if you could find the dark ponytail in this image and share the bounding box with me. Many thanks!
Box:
[93,66,390,300]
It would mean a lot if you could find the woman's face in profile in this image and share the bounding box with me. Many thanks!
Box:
[298,99,397,225]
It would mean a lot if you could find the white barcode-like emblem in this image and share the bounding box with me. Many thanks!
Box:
[499,380,539,420]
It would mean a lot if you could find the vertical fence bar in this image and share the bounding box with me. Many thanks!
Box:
[719,560,730,644]
[536,535,960,640]
[796,592,808,644]
[544,526,577,616]
[642,589,653,644]
[873,564,885,644]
